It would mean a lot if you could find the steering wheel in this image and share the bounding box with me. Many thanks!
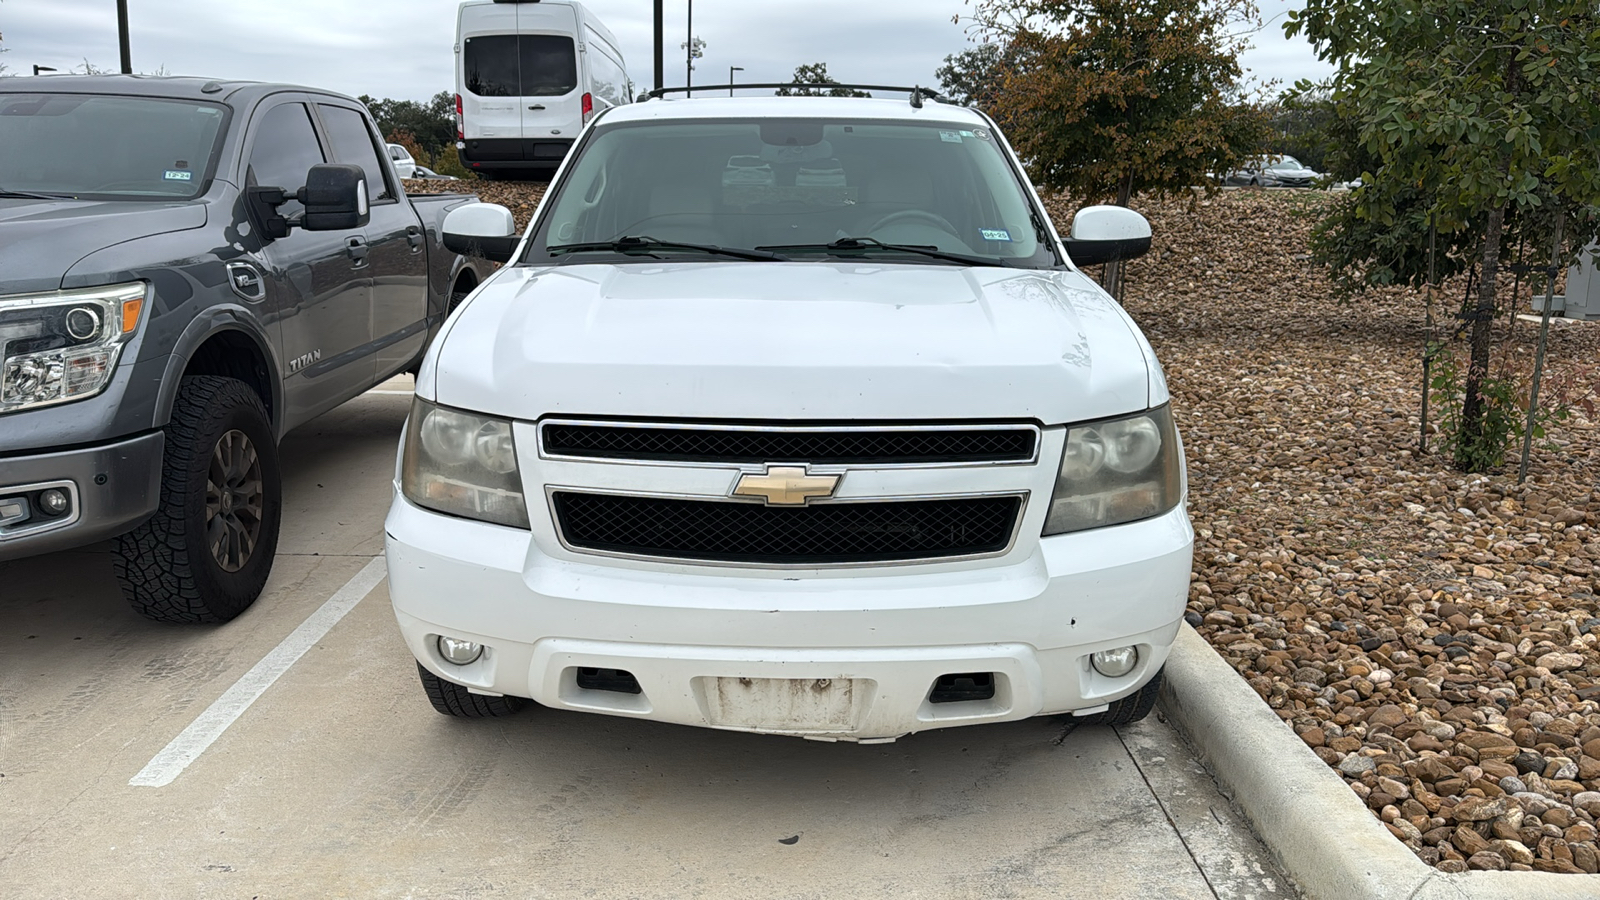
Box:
[864,209,962,239]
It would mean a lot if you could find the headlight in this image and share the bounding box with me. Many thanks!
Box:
[401,398,530,529]
[0,282,147,414]
[1043,405,1182,536]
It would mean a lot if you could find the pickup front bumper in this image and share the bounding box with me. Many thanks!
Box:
[0,432,164,561]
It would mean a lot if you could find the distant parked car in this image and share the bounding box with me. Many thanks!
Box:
[409,165,459,181]
[387,142,417,179]
[1224,155,1321,188]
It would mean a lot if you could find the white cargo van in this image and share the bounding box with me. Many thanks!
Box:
[455,0,630,178]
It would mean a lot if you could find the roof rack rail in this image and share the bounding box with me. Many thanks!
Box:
[643,84,952,109]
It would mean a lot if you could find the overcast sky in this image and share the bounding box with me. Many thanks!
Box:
[2,0,1332,102]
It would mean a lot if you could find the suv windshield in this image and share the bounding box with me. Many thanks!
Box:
[527,117,1059,268]
[0,93,228,200]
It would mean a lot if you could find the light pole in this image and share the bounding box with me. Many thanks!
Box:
[653,0,663,92]
[728,66,743,97]
[117,0,132,74]
[685,0,692,92]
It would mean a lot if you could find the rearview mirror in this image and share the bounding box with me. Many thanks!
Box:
[443,202,519,263]
[1064,205,1152,267]
[300,164,370,231]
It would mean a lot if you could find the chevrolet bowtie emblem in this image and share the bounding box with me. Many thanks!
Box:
[732,466,840,506]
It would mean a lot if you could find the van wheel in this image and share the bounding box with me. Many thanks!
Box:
[417,663,528,718]
[115,376,282,624]
[1074,668,1163,728]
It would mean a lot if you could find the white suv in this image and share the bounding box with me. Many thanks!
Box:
[389,88,1191,741]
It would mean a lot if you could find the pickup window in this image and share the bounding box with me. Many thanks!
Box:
[318,104,394,202]
[0,93,228,200]
[247,102,326,218]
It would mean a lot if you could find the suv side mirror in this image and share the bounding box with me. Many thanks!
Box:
[300,164,371,231]
[443,202,519,263]
[1064,205,1152,267]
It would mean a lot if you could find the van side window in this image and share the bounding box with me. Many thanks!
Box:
[247,102,325,218]
[318,104,394,202]
[585,32,629,107]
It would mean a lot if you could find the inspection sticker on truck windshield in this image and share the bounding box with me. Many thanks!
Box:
[939,130,963,143]
[164,170,193,182]
[981,228,1013,242]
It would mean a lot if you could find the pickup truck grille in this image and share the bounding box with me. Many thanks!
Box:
[551,492,1023,565]
[540,422,1037,465]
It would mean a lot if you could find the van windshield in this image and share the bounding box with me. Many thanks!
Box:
[464,35,578,98]
[0,93,227,200]
[528,118,1059,268]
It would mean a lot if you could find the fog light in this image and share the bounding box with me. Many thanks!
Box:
[437,636,484,666]
[38,489,70,516]
[1091,646,1139,678]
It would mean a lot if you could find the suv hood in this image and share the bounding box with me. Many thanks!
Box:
[429,262,1153,424]
[0,198,208,294]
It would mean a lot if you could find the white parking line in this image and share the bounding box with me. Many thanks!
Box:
[129,556,389,788]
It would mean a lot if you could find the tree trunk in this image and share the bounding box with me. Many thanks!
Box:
[1102,172,1137,301]
[1458,201,1507,471]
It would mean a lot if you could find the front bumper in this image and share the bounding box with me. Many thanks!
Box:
[385,496,1193,740]
[0,431,164,560]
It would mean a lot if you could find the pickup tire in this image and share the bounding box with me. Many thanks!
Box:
[114,376,282,624]
[417,663,528,718]
[1075,667,1163,728]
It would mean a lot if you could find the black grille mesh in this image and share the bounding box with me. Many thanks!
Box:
[553,492,1022,564]
[541,423,1035,464]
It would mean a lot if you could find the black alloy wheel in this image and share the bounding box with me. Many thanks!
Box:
[206,428,265,572]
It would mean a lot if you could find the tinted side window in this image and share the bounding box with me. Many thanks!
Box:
[248,102,325,217]
[465,35,519,97]
[319,104,393,201]
[520,35,577,97]
[586,35,628,107]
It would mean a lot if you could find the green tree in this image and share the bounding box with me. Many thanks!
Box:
[775,63,870,97]
[359,91,457,162]
[1288,0,1600,471]
[936,43,1009,109]
[970,0,1269,296]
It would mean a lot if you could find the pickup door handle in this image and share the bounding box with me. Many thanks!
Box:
[406,225,424,252]
[346,236,369,266]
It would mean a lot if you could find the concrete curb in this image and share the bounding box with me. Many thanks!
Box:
[1160,623,1600,900]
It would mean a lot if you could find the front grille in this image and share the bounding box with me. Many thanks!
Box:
[540,422,1036,465]
[552,492,1023,565]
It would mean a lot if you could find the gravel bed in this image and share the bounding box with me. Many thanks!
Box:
[1092,191,1600,875]
[443,179,1600,874]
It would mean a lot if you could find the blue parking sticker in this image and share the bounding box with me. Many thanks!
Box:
[164,170,193,182]
[981,228,1012,242]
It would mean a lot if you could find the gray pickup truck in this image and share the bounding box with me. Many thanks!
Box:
[0,76,489,623]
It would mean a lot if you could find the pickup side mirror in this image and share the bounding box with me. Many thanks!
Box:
[247,163,370,239]
[443,202,519,263]
[1063,205,1152,267]
[300,164,370,231]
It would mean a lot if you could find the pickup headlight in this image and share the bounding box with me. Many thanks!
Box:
[401,398,530,529]
[1042,405,1183,535]
[0,282,147,414]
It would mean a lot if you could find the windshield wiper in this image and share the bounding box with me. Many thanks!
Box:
[0,188,78,200]
[757,236,1009,267]
[547,235,786,262]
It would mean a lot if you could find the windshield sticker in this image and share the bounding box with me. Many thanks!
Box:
[971,128,992,141]
[981,228,1013,242]
[164,170,193,182]
[939,130,963,143]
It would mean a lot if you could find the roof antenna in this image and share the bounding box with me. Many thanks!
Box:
[910,85,924,109]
